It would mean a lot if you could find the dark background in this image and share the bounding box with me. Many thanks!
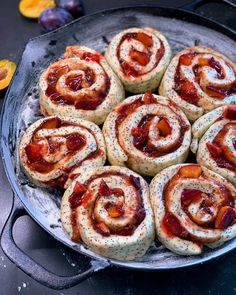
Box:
[1,0,236,294]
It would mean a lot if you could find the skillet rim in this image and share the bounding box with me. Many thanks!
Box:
[1,5,236,270]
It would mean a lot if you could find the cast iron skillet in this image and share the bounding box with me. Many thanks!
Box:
[1,0,236,290]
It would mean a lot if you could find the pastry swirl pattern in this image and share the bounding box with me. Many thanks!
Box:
[19,116,106,189]
[61,166,154,261]
[150,164,236,255]
[39,45,125,124]
[103,92,191,176]
[105,27,172,93]
[191,105,236,186]
[159,46,236,122]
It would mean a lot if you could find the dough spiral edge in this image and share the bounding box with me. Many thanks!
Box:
[191,105,236,186]
[19,116,106,189]
[103,92,191,176]
[150,164,236,255]
[105,27,172,93]
[39,45,125,124]
[159,46,236,122]
[61,166,155,261]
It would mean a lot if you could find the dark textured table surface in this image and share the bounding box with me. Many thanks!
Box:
[1,1,236,294]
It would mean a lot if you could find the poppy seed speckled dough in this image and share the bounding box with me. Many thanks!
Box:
[39,45,125,125]
[6,7,236,269]
[159,46,236,122]
[191,105,236,186]
[105,27,172,93]
[103,93,191,176]
[150,164,236,256]
[61,166,155,261]
[19,116,106,189]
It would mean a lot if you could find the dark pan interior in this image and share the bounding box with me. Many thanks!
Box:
[1,6,236,270]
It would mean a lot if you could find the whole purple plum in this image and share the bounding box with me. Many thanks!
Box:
[56,0,83,17]
[39,8,74,32]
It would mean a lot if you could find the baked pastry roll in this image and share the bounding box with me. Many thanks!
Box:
[159,46,236,122]
[61,166,155,261]
[150,164,236,255]
[105,27,172,93]
[191,105,236,186]
[39,45,125,125]
[103,92,191,176]
[19,116,106,189]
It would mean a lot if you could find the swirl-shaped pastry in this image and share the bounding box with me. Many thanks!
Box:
[61,166,154,261]
[150,164,236,255]
[191,105,236,186]
[105,27,172,93]
[19,116,106,189]
[103,92,191,176]
[159,46,236,122]
[39,46,125,125]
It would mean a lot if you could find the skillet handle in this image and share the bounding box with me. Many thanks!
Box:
[0,197,110,290]
[180,0,236,11]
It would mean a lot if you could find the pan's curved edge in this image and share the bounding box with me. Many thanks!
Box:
[25,5,236,45]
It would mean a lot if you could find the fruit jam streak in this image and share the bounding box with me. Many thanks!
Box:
[162,165,235,242]
[45,55,111,110]
[174,52,236,105]
[117,32,164,77]
[207,123,236,173]
[24,117,102,188]
[69,172,146,238]
[115,94,189,157]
